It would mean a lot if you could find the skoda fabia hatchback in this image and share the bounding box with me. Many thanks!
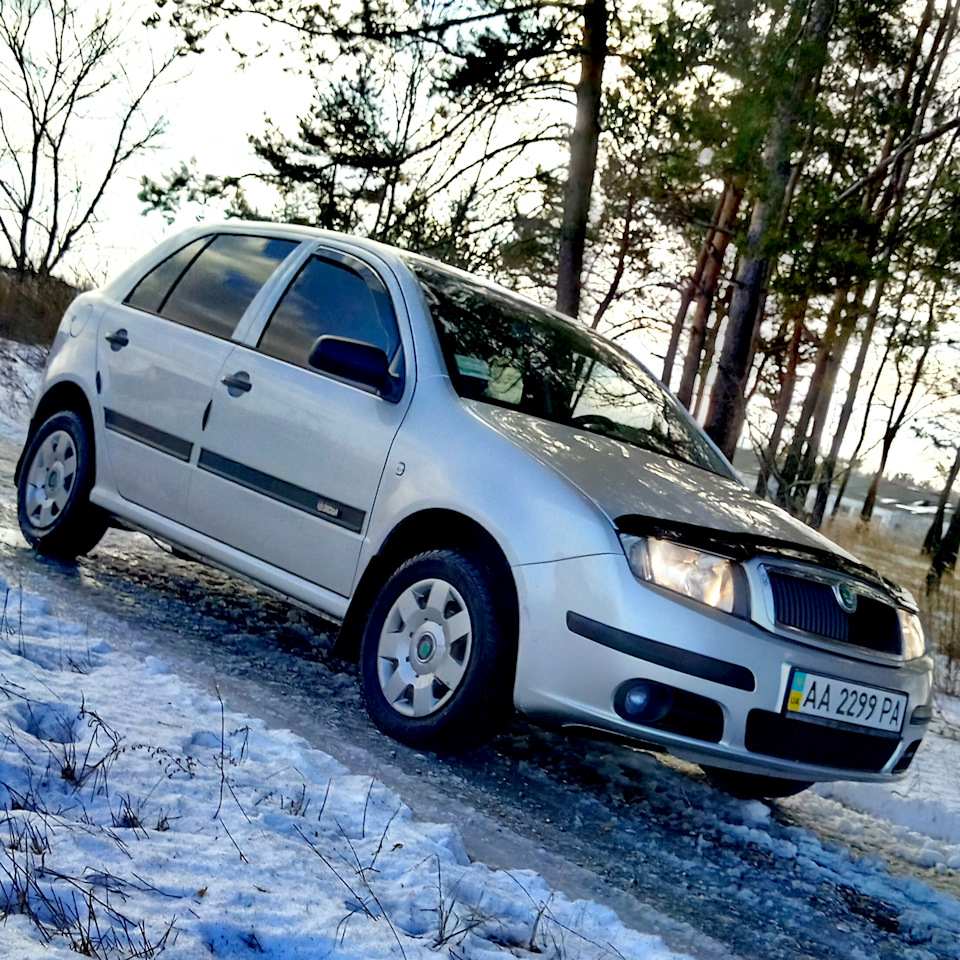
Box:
[16,223,934,797]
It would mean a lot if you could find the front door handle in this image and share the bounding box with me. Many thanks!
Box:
[221,371,252,395]
[105,329,129,351]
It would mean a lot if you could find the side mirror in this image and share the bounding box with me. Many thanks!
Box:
[308,335,399,399]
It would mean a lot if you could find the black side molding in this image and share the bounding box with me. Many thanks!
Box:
[197,449,365,534]
[566,611,756,692]
[104,408,193,462]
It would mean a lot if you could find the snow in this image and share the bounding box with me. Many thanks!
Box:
[0,573,688,959]
[3,559,960,959]
[0,337,44,443]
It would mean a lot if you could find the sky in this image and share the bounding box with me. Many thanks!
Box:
[64,7,313,283]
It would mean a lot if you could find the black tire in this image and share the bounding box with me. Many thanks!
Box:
[359,549,515,752]
[703,767,813,799]
[17,410,107,559]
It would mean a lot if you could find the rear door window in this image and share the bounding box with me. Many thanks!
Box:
[124,237,210,315]
[257,253,401,368]
[124,234,299,340]
[161,234,299,339]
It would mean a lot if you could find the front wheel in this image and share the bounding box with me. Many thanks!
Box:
[17,410,107,559]
[359,549,514,752]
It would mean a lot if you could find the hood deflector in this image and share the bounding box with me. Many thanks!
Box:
[615,514,909,605]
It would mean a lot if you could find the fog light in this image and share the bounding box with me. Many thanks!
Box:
[615,680,673,724]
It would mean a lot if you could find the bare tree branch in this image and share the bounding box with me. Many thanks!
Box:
[0,0,176,275]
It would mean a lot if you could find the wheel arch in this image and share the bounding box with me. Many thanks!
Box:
[335,508,519,664]
[14,380,97,486]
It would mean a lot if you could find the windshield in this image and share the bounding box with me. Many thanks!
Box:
[408,260,735,479]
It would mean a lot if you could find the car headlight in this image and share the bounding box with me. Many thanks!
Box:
[620,535,741,615]
[897,610,926,660]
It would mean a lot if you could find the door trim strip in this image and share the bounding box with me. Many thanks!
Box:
[197,448,365,534]
[104,408,193,462]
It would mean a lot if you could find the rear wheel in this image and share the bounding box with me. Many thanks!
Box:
[704,767,812,799]
[17,410,107,559]
[359,549,514,752]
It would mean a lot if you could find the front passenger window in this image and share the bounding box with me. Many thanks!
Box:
[258,254,401,369]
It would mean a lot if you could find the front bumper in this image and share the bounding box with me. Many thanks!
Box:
[511,554,934,783]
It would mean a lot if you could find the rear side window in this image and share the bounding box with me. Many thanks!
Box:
[124,237,209,314]
[258,254,400,368]
[161,234,299,339]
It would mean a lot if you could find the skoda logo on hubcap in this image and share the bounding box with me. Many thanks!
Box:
[833,582,858,614]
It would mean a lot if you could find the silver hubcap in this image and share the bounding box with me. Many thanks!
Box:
[376,577,473,718]
[25,430,77,530]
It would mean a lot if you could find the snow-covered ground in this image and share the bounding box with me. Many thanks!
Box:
[2,336,960,959]
[0,337,44,444]
[0,575,685,959]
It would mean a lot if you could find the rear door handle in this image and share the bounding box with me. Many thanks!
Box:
[105,329,129,351]
[220,371,252,395]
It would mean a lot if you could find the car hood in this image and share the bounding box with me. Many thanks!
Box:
[468,402,856,561]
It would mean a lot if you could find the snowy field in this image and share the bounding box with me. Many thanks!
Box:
[2,336,960,958]
[0,575,686,959]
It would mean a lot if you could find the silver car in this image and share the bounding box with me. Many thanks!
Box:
[15,222,934,798]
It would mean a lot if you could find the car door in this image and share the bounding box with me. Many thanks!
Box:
[96,233,301,521]
[185,247,412,597]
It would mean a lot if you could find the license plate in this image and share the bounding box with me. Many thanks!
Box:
[785,670,907,733]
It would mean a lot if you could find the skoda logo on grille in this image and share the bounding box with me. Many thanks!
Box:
[833,582,858,614]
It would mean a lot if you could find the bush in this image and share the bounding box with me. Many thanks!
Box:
[0,269,80,348]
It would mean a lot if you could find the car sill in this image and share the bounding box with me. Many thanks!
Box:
[90,488,350,622]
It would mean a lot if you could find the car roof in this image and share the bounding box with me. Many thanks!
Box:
[144,221,566,319]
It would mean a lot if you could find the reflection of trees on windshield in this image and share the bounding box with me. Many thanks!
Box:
[409,259,733,478]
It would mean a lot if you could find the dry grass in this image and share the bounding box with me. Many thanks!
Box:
[0,270,79,348]
[823,516,960,693]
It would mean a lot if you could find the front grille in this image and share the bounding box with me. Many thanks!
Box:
[745,709,899,772]
[767,572,901,655]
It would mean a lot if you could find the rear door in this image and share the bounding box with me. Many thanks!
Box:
[96,233,301,521]
[186,246,412,597]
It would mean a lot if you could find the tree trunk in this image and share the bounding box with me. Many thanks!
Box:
[556,0,607,319]
[809,286,881,527]
[832,312,897,516]
[924,446,960,554]
[692,282,732,420]
[676,181,743,409]
[799,284,865,526]
[703,0,836,459]
[661,190,724,387]
[929,501,960,590]
[776,292,845,512]
[861,445,892,523]
[861,307,935,522]
[592,194,635,330]
[799,294,860,475]
[756,297,807,497]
